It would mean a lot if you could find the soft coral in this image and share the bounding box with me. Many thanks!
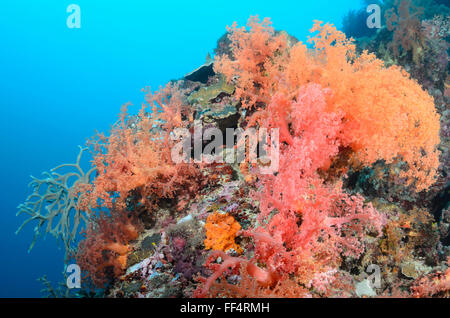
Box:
[216,16,440,191]
[81,83,208,212]
[76,209,141,288]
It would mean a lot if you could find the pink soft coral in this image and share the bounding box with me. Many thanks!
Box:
[195,80,384,298]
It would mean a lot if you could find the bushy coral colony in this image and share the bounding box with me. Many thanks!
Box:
[18,2,449,298]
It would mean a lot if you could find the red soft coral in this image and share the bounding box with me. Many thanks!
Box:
[195,251,309,298]
[195,79,385,298]
[76,209,141,288]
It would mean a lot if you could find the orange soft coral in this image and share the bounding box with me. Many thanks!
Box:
[214,16,289,109]
[204,211,242,254]
[195,17,397,298]
[80,83,208,212]
[215,16,440,191]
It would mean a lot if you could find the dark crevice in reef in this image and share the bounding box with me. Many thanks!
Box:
[184,62,215,84]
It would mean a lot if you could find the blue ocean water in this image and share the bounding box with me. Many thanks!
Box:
[0,0,362,297]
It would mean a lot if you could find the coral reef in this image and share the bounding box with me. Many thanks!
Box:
[18,11,449,298]
[343,0,449,245]
[216,17,440,191]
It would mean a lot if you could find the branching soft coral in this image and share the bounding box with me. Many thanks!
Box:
[74,82,218,290]
[244,85,383,283]
[194,251,309,298]
[80,83,207,212]
[215,16,289,109]
[215,16,441,191]
[196,44,389,297]
[76,209,141,288]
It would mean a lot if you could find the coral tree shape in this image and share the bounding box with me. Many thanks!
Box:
[80,83,207,212]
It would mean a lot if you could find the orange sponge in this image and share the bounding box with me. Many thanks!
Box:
[204,212,242,254]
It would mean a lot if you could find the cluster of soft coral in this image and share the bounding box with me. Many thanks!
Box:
[74,83,215,288]
[216,17,440,191]
[67,16,442,296]
[385,0,427,65]
[78,83,209,213]
[194,16,441,297]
